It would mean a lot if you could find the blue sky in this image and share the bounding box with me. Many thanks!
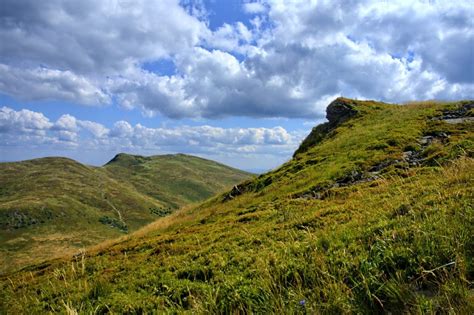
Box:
[0,0,473,172]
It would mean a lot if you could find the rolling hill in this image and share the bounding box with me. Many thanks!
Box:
[0,154,251,273]
[1,98,473,313]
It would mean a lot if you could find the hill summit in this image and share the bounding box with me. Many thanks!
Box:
[1,98,473,313]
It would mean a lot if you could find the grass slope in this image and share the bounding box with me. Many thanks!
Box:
[0,154,251,274]
[1,99,473,313]
[103,153,252,209]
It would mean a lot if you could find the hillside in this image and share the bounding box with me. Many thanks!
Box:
[103,153,252,208]
[1,98,473,313]
[0,154,251,273]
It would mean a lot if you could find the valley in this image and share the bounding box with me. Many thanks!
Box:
[0,154,251,273]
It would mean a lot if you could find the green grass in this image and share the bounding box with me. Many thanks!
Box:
[0,154,251,273]
[1,98,473,313]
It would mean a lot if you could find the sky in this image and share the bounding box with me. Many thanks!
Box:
[0,0,473,172]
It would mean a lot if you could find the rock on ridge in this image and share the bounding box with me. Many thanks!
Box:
[326,97,358,126]
[293,98,358,157]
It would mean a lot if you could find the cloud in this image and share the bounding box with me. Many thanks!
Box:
[0,0,472,118]
[0,0,205,74]
[77,120,109,138]
[353,1,474,85]
[0,106,302,161]
[243,2,266,14]
[205,22,254,53]
[53,114,78,131]
[110,121,134,138]
[0,106,61,147]
[0,106,52,135]
[108,120,296,149]
[0,64,109,105]
[110,47,331,119]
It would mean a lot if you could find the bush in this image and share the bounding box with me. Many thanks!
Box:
[99,216,128,232]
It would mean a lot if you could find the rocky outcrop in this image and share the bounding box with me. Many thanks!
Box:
[222,175,273,202]
[294,98,358,157]
[326,98,358,126]
[223,184,247,201]
[432,101,474,124]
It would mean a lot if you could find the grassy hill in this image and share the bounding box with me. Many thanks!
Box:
[0,154,251,273]
[1,98,473,313]
[103,153,253,208]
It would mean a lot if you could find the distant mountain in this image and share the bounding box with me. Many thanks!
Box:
[0,154,251,273]
[1,98,473,313]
